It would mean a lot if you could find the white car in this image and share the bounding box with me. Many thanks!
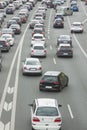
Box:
[31,33,46,46]
[1,34,14,46]
[22,58,42,75]
[30,43,47,57]
[71,22,83,33]
[29,98,62,130]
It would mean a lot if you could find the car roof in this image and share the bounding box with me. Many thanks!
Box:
[33,33,44,36]
[36,98,58,107]
[44,71,61,76]
[59,35,70,37]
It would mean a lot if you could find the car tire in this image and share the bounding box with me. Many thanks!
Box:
[32,127,34,130]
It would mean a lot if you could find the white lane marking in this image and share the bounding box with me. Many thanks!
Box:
[10,4,41,130]
[7,87,14,94]
[67,104,74,119]
[53,57,56,64]
[0,43,20,118]
[73,34,87,58]
[50,45,52,50]
[0,121,4,130]
[67,16,87,58]
[4,102,13,111]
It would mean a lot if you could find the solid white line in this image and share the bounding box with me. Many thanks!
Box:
[67,17,87,58]
[53,57,56,64]
[67,104,74,119]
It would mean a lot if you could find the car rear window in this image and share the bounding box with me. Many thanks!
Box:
[34,46,43,50]
[42,76,57,82]
[36,107,58,116]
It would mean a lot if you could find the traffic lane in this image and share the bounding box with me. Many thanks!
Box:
[14,4,87,130]
[0,2,41,101]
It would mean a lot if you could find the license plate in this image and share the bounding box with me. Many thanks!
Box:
[63,53,68,55]
[30,68,36,71]
[46,86,52,89]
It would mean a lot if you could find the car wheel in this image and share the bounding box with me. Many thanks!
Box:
[71,30,73,33]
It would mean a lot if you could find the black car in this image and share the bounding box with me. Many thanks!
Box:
[56,44,73,58]
[53,18,64,28]
[39,71,69,92]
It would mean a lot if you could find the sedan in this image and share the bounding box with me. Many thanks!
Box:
[71,22,83,33]
[9,24,21,34]
[1,34,14,46]
[22,58,42,75]
[31,33,46,46]
[57,35,72,46]
[30,43,47,57]
[56,44,73,57]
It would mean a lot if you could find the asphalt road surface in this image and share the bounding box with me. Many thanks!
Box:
[0,0,87,130]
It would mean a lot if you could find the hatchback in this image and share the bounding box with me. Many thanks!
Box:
[39,71,69,91]
[29,98,62,130]
[56,44,73,57]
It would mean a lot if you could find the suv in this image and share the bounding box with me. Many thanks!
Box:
[29,98,62,130]
[39,71,69,91]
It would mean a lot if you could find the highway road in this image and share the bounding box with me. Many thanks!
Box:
[0,0,87,130]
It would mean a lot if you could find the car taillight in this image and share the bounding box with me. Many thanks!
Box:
[44,50,46,53]
[33,117,40,122]
[38,67,42,70]
[24,66,27,70]
[54,118,62,122]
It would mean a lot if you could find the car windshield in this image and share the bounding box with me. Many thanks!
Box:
[42,76,57,82]
[36,107,58,116]
[2,35,11,39]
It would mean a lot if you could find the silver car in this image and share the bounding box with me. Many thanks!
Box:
[30,43,47,57]
[22,58,42,75]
